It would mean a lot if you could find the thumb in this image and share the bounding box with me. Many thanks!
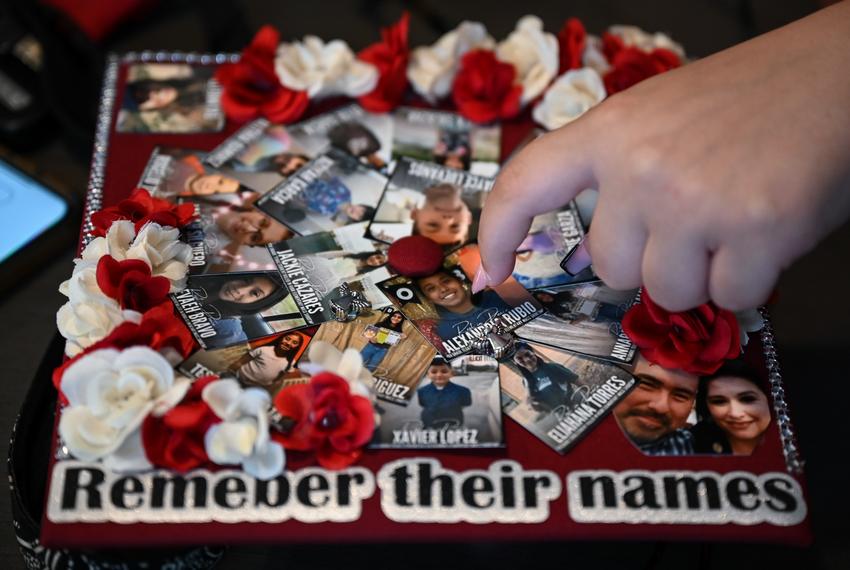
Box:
[478,123,597,285]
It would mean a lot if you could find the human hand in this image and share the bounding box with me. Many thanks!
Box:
[478,3,850,311]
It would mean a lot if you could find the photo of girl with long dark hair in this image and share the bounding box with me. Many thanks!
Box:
[691,359,773,456]
[360,310,407,371]
[237,331,307,389]
[176,271,306,349]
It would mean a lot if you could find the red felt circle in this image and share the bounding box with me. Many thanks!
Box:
[386,236,444,277]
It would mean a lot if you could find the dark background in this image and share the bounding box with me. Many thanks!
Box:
[1,0,847,568]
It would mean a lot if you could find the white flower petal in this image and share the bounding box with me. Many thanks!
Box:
[275,36,379,99]
[102,429,153,473]
[202,378,243,420]
[496,15,559,105]
[243,442,285,481]
[532,67,606,130]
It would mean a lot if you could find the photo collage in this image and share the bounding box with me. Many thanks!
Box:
[133,70,770,456]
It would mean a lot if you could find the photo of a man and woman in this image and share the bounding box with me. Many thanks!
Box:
[366,157,492,248]
[614,355,773,456]
[178,327,316,396]
[288,103,393,171]
[257,149,387,235]
[377,246,543,359]
[267,223,393,321]
[299,310,436,405]
[391,107,501,176]
[500,342,635,453]
[517,281,638,364]
[117,63,223,133]
[172,271,308,350]
[372,354,503,448]
[204,120,313,195]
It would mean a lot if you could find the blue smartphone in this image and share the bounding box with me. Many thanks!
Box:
[0,158,76,290]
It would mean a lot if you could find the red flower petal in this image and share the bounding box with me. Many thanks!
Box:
[557,18,586,74]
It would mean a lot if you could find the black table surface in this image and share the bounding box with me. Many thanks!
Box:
[1,1,847,568]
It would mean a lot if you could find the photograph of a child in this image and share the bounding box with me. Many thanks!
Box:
[377,246,544,359]
[516,282,638,364]
[178,328,316,396]
[391,107,501,176]
[117,63,223,133]
[614,355,773,457]
[301,310,436,405]
[371,354,503,448]
[366,157,492,248]
[205,121,314,194]
[173,271,307,349]
[257,150,387,235]
[288,103,393,170]
[500,342,635,453]
[267,223,392,320]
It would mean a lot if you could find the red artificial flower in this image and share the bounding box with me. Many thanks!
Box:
[557,17,587,74]
[602,36,681,95]
[622,288,741,375]
[216,25,309,124]
[273,372,374,470]
[52,301,196,394]
[96,255,170,312]
[451,49,522,124]
[142,376,221,472]
[90,188,196,237]
[357,12,410,113]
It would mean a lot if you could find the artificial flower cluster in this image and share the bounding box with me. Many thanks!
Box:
[54,193,380,478]
[216,15,684,128]
[621,288,762,376]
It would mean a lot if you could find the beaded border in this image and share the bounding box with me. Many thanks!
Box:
[759,307,804,474]
[79,51,804,476]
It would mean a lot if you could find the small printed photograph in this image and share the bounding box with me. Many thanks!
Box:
[371,354,503,448]
[377,245,544,359]
[300,309,436,405]
[171,271,308,349]
[204,119,314,195]
[256,149,387,235]
[514,201,596,290]
[391,107,501,176]
[500,342,635,453]
[267,223,392,322]
[178,327,316,396]
[288,103,393,171]
[366,157,493,248]
[516,281,638,364]
[139,147,258,207]
[614,355,774,457]
[117,63,223,133]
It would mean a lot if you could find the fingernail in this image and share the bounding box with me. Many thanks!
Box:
[472,265,490,294]
[561,239,592,276]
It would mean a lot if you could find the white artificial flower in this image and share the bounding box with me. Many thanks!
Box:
[126,222,192,291]
[532,68,606,130]
[407,21,494,103]
[582,34,611,75]
[496,15,559,105]
[607,25,685,60]
[57,298,142,357]
[275,36,378,99]
[80,220,136,263]
[735,309,765,347]
[202,379,285,480]
[59,260,102,304]
[58,347,191,466]
[297,340,373,398]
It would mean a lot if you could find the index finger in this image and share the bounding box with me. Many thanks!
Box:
[478,122,597,285]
